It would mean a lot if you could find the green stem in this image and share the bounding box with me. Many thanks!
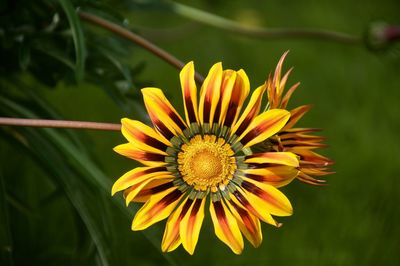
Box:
[167,1,361,44]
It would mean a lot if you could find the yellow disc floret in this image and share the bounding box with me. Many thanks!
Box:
[177,134,236,192]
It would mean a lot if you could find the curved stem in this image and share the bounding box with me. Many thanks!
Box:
[78,11,205,84]
[0,117,121,131]
[167,1,361,44]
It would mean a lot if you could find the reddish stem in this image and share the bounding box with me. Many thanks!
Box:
[0,117,121,131]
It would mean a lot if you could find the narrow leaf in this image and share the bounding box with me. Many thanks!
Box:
[58,0,86,81]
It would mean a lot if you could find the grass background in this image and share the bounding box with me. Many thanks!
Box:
[1,0,399,265]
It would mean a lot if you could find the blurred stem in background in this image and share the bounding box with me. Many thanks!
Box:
[164,1,361,44]
[78,11,205,84]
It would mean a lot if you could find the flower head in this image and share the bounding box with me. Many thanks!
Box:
[112,55,318,254]
[262,51,334,185]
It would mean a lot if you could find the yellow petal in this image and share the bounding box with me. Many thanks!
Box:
[233,189,279,226]
[241,178,293,216]
[128,179,173,203]
[131,187,183,231]
[237,109,290,148]
[198,62,222,125]
[222,69,250,127]
[226,198,262,247]
[121,118,171,155]
[111,166,168,196]
[231,84,266,137]
[124,175,173,206]
[113,143,166,167]
[245,152,299,167]
[142,88,187,139]
[161,197,192,253]
[180,197,206,255]
[218,70,237,126]
[180,61,199,124]
[209,200,244,254]
[242,166,299,188]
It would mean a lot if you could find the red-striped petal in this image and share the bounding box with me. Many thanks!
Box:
[226,198,262,247]
[121,118,171,154]
[180,197,206,255]
[233,189,280,226]
[132,187,183,230]
[242,166,299,188]
[237,109,290,148]
[161,198,193,252]
[231,84,266,137]
[245,152,299,167]
[209,200,244,254]
[113,143,167,166]
[142,88,187,140]
[111,166,167,196]
[127,180,174,203]
[180,62,199,124]
[199,63,223,125]
[241,178,293,216]
[221,70,250,128]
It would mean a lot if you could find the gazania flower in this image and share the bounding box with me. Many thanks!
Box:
[261,51,334,185]
[112,59,301,254]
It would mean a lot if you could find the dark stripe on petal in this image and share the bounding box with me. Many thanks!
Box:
[243,173,264,182]
[224,102,239,127]
[240,116,283,147]
[229,200,257,235]
[242,181,285,210]
[178,198,194,220]
[214,201,226,222]
[214,101,222,125]
[192,199,202,214]
[203,97,211,124]
[185,90,197,123]
[233,190,251,210]
[153,118,175,140]
[126,127,168,151]
[158,189,183,209]
[235,107,258,137]
[132,181,175,202]
[136,151,165,162]
[168,110,187,131]
[150,181,174,194]
[140,135,168,151]
[150,92,187,131]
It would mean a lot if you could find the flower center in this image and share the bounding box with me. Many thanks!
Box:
[191,150,222,180]
[177,135,236,192]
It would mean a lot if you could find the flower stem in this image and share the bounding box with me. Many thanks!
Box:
[78,11,205,84]
[167,1,361,44]
[0,117,121,131]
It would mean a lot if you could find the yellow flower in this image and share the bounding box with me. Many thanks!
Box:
[112,59,300,254]
[263,51,334,185]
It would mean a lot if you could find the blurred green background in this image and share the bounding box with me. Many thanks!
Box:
[1,0,399,265]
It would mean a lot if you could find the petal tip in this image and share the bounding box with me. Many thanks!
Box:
[111,185,118,196]
[131,220,142,231]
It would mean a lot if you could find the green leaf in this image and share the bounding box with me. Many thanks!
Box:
[58,0,86,81]
[0,95,178,266]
